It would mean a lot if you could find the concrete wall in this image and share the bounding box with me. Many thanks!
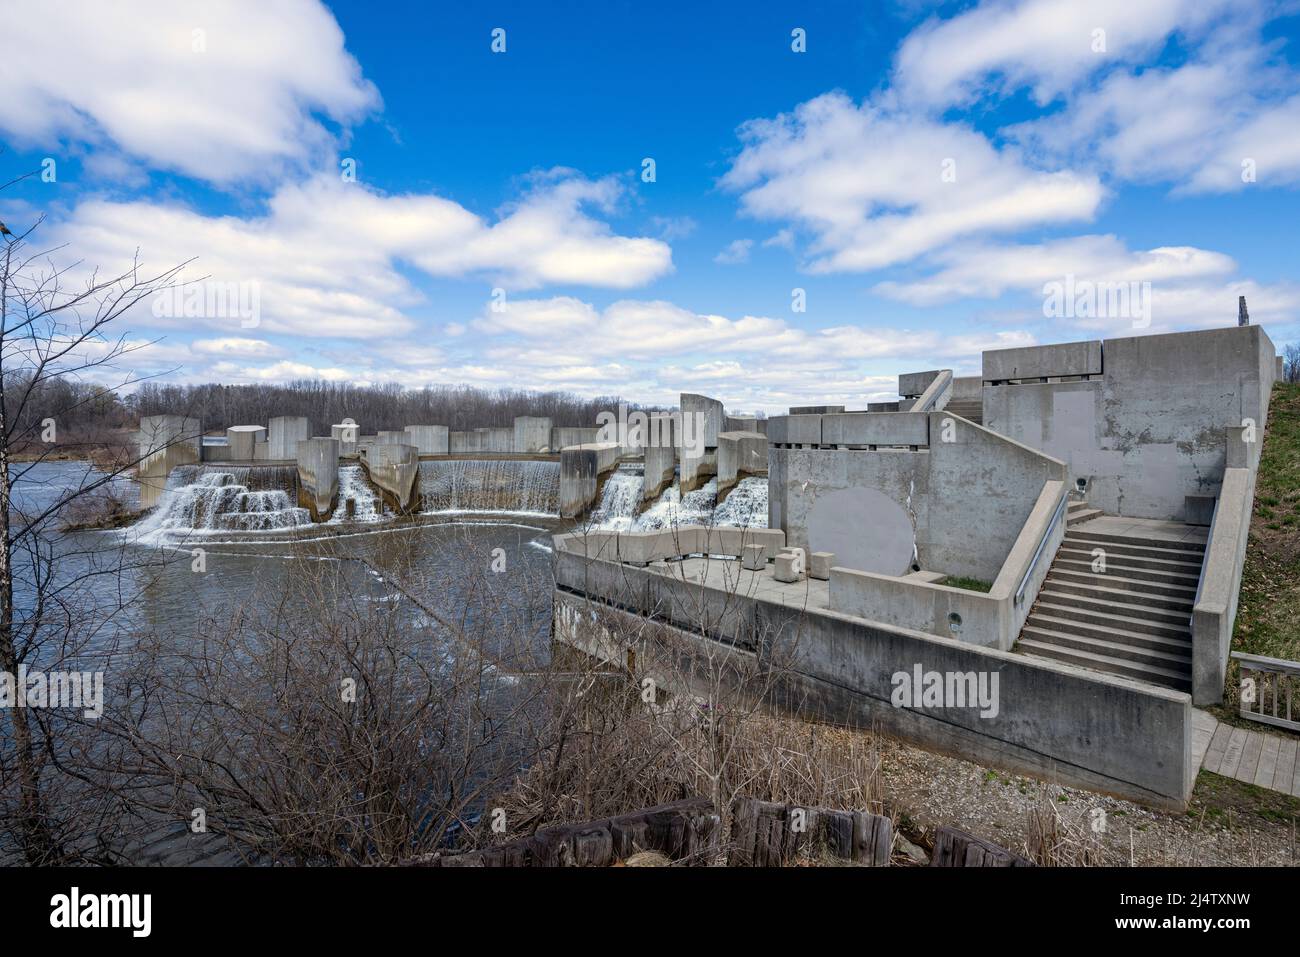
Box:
[552,559,1194,809]
[296,437,339,521]
[403,425,449,455]
[716,430,767,497]
[559,442,621,518]
[551,427,601,450]
[225,425,265,461]
[514,416,553,453]
[898,370,942,399]
[984,340,1102,382]
[768,411,1066,583]
[821,411,928,447]
[331,422,359,455]
[137,415,202,508]
[267,416,310,460]
[681,392,725,450]
[377,430,408,445]
[983,326,1276,521]
[789,405,844,415]
[450,427,514,454]
[951,376,982,401]
[362,442,420,512]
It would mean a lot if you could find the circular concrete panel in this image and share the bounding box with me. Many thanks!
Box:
[806,487,914,576]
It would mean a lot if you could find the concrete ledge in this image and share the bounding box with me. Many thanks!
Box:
[554,525,787,564]
[821,412,929,447]
[767,414,822,446]
[984,340,1102,382]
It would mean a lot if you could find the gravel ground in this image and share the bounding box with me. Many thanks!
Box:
[878,737,1300,866]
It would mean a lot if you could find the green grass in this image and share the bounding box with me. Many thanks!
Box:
[942,575,993,593]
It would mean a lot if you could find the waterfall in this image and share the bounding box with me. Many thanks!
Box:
[587,465,643,530]
[329,465,383,524]
[588,474,769,531]
[419,460,559,515]
[134,465,309,537]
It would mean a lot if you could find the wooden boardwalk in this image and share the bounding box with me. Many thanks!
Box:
[1195,709,1300,796]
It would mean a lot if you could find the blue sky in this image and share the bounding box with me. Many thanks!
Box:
[1,0,1298,413]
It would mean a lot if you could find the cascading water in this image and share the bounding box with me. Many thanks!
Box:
[587,465,644,530]
[713,476,769,527]
[134,465,310,537]
[419,460,559,515]
[329,465,383,524]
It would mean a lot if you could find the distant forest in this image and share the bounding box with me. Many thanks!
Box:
[129,380,664,435]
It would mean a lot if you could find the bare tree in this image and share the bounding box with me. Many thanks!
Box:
[0,173,185,862]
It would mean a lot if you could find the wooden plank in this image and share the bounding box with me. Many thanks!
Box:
[1202,722,1232,773]
[1236,730,1265,784]
[1253,735,1281,788]
[1219,726,1249,778]
[931,826,1032,867]
[851,811,893,866]
[1272,737,1298,794]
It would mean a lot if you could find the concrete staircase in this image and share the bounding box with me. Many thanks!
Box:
[1016,521,1205,692]
[945,398,983,424]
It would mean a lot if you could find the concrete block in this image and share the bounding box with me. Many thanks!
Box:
[377,430,408,445]
[717,430,768,495]
[1185,494,1216,526]
[789,405,844,415]
[225,425,265,461]
[513,416,552,453]
[983,340,1102,381]
[809,551,835,580]
[331,422,360,454]
[767,414,822,446]
[680,393,725,450]
[296,437,339,521]
[403,424,449,455]
[774,550,804,583]
[254,439,269,461]
[866,402,901,412]
[821,412,929,447]
[137,414,202,508]
[898,370,942,398]
[268,416,310,460]
[742,543,766,571]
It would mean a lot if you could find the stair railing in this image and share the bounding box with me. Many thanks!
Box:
[1014,487,1068,607]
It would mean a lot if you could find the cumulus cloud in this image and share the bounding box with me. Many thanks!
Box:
[714,239,754,264]
[0,0,379,184]
[722,92,1103,272]
[49,171,673,338]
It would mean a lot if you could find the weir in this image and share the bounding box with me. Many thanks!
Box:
[420,459,560,514]
[133,465,308,535]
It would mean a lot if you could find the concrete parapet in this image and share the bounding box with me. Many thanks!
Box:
[898,370,942,399]
[559,442,621,518]
[137,414,202,508]
[403,425,449,455]
[362,442,421,512]
[767,414,822,447]
[225,425,265,461]
[789,405,844,415]
[377,430,408,445]
[514,416,552,453]
[984,340,1102,382]
[296,437,340,521]
[908,369,953,412]
[553,525,786,564]
[550,427,601,450]
[866,402,901,412]
[951,376,982,401]
[1192,462,1255,705]
[821,412,929,447]
[450,427,514,454]
[716,430,768,497]
[268,416,310,460]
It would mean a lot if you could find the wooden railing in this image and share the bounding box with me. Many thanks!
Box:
[1233,651,1300,732]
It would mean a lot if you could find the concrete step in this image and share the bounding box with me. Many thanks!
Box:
[1021,623,1192,670]
[1064,529,1205,555]
[1052,557,1200,589]
[1047,567,1198,600]
[1057,545,1203,575]
[1030,600,1192,642]
[1062,534,1207,565]
[1066,507,1103,526]
[1036,588,1193,629]
[1017,637,1193,691]
[1043,575,1195,612]
[1024,610,1191,655]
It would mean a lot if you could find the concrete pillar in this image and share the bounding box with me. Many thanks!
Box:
[642,412,676,502]
[268,416,310,460]
[404,424,449,455]
[225,425,266,462]
[363,443,421,512]
[716,430,768,497]
[137,414,201,508]
[514,416,553,453]
[331,421,360,455]
[559,442,619,518]
[296,437,339,521]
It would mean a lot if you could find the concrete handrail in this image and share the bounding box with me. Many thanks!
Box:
[1191,466,1254,705]
[909,369,953,412]
[1014,488,1068,607]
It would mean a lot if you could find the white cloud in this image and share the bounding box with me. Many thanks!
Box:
[0,0,379,184]
[714,239,754,264]
[893,0,1234,109]
[722,92,1103,272]
[191,337,284,358]
[48,171,672,338]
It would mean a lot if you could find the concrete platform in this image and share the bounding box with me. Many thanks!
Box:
[648,555,832,612]
[1071,515,1209,547]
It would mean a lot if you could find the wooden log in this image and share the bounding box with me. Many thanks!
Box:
[930,826,1033,867]
[851,811,892,866]
[818,810,854,860]
[729,796,759,866]
[571,826,614,867]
